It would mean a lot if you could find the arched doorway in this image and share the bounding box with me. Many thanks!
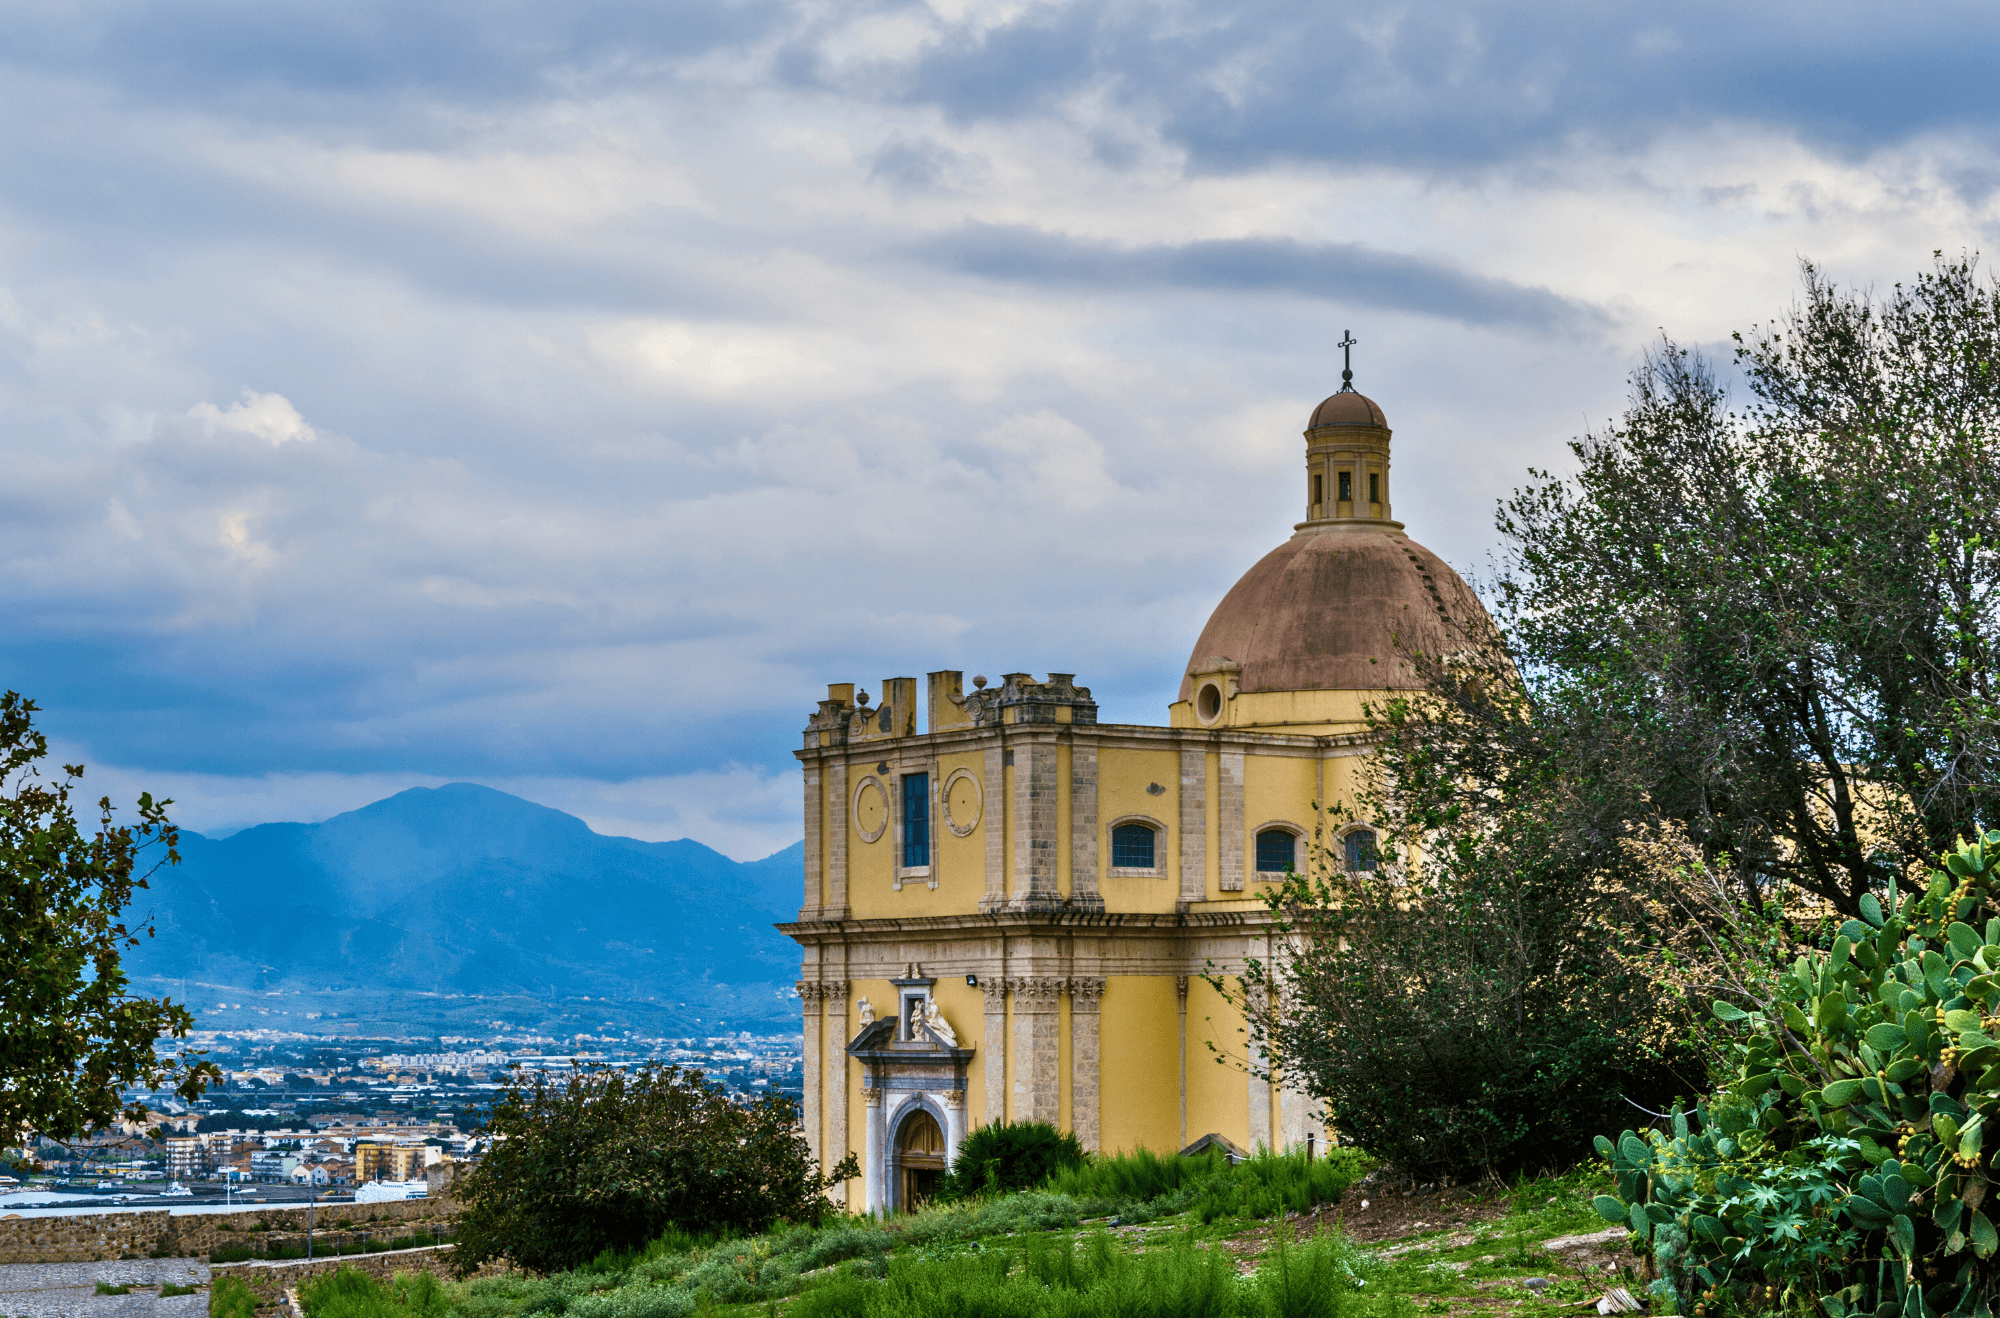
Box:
[895,1107,946,1210]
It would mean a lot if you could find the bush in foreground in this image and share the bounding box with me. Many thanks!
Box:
[935,1121,1083,1200]
[450,1064,857,1276]
[1597,833,2000,1317]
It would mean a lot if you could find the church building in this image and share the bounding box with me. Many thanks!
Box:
[781,368,1487,1212]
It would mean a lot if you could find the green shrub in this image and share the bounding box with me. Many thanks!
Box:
[96,1282,131,1295]
[302,1269,400,1318]
[935,1121,1084,1200]
[210,1275,258,1318]
[162,1283,198,1297]
[1044,1146,1222,1203]
[451,1064,856,1276]
[1595,832,2000,1317]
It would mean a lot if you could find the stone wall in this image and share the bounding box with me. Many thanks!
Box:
[215,1243,508,1311]
[0,1199,453,1265]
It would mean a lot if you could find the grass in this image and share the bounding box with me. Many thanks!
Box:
[210,1275,259,1318]
[287,1158,1625,1318]
[96,1282,131,1295]
[162,1282,201,1297]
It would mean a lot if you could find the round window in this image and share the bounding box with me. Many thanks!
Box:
[1196,682,1222,722]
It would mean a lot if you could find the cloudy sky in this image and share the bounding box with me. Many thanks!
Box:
[4,0,1998,858]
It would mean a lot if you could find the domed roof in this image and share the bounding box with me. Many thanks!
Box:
[1178,526,1489,699]
[1306,390,1387,430]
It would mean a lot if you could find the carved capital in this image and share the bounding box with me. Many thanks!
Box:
[1175,975,1190,1005]
[942,1090,966,1110]
[862,1087,885,1108]
[980,982,1009,1012]
[1067,977,1106,1011]
[795,981,820,1003]
[824,981,849,1002]
[1007,976,1067,1005]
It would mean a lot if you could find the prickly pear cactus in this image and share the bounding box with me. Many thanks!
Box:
[1596,833,2000,1318]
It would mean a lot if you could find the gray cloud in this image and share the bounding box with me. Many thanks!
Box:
[915,225,1605,332]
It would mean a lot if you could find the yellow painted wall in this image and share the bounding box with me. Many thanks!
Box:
[1097,977,1182,1155]
[1244,753,1319,882]
[1095,747,1180,914]
[1183,975,1249,1150]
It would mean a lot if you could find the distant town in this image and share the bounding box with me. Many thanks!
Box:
[6,1027,803,1205]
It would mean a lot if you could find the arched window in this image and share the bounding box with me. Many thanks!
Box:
[1344,829,1379,872]
[1254,829,1296,873]
[1111,823,1156,870]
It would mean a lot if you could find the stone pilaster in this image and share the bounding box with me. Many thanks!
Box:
[1178,751,1208,904]
[861,1085,886,1214]
[1218,750,1245,892]
[1068,978,1105,1152]
[797,982,824,1170]
[981,981,1008,1127]
[825,982,850,1200]
[801,768,823,918]
[1244,982,1272,1150]
[826,761,850,919]
[1069,741,1101,910]
[1175,975,1190,1148]
[1011,741,1061,910]
[980,746,1006,911]
[1009,977,1064,1125]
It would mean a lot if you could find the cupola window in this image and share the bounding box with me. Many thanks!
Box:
[1111,822,1156,870]
[1338,471,1352,502]
[1311,473,1323,507]
[1254,829,1297,873]
[1369,473,1380,505]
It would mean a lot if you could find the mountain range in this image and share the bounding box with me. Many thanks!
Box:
[124,783,807,1033]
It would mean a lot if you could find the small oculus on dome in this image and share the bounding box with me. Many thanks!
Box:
[1337,329,1358,393]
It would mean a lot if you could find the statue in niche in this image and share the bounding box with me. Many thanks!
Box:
[922,998,958,1048]
[906,996,925,1040]
[856,997,874,1025]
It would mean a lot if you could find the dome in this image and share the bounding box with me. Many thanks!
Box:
[1306,390,1387,430]
[1178,526,1488,699]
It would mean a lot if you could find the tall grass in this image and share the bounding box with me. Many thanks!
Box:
[789,1228,1359,1318]
[1044,1146,1227,1202]
[1045,1144,1369,1224]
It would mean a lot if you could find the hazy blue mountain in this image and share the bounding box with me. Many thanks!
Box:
[126,783,806,1026]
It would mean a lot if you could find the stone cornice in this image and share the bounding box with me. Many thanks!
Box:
[777,904,1280,944]
[794,718,1379,766]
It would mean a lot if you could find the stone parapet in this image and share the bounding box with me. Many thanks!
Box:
[0,1200,452,1266]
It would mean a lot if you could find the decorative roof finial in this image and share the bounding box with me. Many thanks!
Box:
[1337,329,1358,393]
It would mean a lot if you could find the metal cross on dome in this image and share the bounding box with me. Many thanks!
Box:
[1337,329,1358,392]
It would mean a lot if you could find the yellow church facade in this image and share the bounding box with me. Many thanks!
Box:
[781,375,1487,1213]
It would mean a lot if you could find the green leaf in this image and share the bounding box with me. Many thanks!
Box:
[1592,1135,1614,1159]
[1782,1001,1811,1032]
[1952,922,1984,960]
[1711,1000,1749,1023]
[1947,1009,1984,1033]
[1868,1022,1910,1052]
[1626,1201,1650,1241]
[1822,1078,1864,1107]
[1844,1194,1893,1227]
[1889,1213,1916,1259]
[1887,1058,1926,1082]
[1592,1195,1626,1223]
[1975,1209,1999,1259]
[1861,893,1886,927]
[1817,992,1849,1030]
[1731,1071,1776,1100]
